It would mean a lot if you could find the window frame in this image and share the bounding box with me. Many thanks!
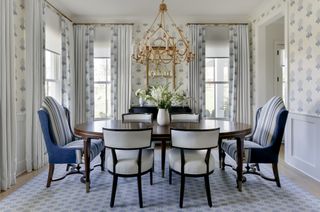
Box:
[205,56,230,120]
[93,57,112,120]
[45,49,61,102]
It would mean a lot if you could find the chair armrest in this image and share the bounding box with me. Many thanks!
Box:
[249,146,279,164]
[244,134,253,141]
[73,135,82,140]
[48,145,79,164]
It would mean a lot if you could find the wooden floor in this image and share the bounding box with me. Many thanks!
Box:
[1,144,320,201]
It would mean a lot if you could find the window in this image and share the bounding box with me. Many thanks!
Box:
[45,50,61,101]
[94,57,111,119]
[205,57,230,119]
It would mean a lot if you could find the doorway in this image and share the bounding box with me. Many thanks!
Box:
[256,15,287,108]
[274,44,288,106]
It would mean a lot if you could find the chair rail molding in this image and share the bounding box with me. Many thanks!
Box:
[285,112,320,182]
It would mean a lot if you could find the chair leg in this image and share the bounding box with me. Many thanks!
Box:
[256,163,260,171]
[110,174,118,208]
[137,175,143,208]
[218,138,222,168]
[47,164,54,188]
[221,151,226,170]
[150,170,153,185]
[204,175,213,207]
[179,174,185,208]
[151,156,154,185]
[100,148,106,171]
[169,168,172,185]
[76,164,81,172]
[245,163,250,172]
[161,140,166,178]
[272,163,281,187]
[66,164,70,171]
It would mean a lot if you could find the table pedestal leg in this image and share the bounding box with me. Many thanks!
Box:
[236,137,244,192]
[84,138,91,193]
[161,140,166,178]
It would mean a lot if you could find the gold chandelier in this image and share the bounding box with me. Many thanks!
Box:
[132,0,194,65]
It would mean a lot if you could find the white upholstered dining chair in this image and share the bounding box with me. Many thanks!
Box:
[170,113,200,122]
[169,128,220,208]
[103,128,154,208]
[122,113,153,123]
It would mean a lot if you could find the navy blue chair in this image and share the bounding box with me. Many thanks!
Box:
[38,97,105,188]
[220,96,288,187]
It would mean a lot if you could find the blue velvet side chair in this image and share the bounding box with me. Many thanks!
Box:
[38,96,105,188]
[220,96,288,187]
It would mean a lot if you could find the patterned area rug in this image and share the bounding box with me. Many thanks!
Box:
[1,150,320,212]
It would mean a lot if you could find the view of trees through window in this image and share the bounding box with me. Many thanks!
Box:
[205,57,230,119]
[94,57,111,119]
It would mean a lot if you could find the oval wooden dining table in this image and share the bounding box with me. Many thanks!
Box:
[74,119,251,192]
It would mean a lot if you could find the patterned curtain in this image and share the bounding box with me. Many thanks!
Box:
[60,16,75,125]
[229,25,251,124]
[74,25,94,124]
[188,25,206,117]
[0,0,17,191]
[110,25,132,120]
[25,0,47,171]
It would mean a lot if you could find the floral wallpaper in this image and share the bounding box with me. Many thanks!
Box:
[288,0,320,115]
[131,23,189,105]
[13,0,26,113]
[250,0,320,116]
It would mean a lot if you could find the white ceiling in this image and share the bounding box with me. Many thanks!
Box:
[48,0,266,23]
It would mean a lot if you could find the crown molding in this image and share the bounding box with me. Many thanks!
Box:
[249,0,283,21]
[72,15,250,25]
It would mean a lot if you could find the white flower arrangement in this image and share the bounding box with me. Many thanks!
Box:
[135,84,189,109]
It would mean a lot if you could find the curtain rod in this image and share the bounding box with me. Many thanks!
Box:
[45,0,73,23]
[44,1,134,26]
[186,23,248,26]
[73,23,134,26]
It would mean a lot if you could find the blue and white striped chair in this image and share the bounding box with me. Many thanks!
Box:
[38,96,105,188]
[220,96,288,187]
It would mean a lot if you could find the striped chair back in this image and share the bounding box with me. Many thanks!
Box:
[42,96,73,146]
[252,96,286,147]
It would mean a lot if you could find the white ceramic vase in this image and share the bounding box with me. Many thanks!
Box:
[139,97,144,106]
[157,108,170,126]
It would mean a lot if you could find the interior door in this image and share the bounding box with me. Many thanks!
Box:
[274,44,287,106]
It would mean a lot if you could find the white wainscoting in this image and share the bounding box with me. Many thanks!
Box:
[285,112,320,182]
[17,113,26,176]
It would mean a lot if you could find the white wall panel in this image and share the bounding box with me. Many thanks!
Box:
[285,113,320,182]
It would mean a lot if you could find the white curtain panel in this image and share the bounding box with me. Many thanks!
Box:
[229,25,251,124]
[111,25,132,120]
[25,0,47,171]
[74,25,95,124]
[0,0,17,191]
[61,16,75,126]
[188,25,206,117]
